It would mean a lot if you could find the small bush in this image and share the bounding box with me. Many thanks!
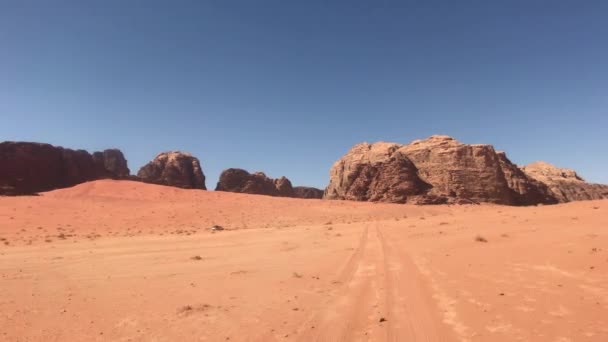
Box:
[475,235,488,243]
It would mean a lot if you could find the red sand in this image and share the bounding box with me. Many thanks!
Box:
[1,180,607,341]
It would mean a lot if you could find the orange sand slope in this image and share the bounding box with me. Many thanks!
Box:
[1,180,607,341]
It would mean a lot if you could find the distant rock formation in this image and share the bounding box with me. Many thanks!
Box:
[216,169,287,196]
[496,153,558,205]
[274,176,295,197]
[522,161,608,202]
[215,168,321,199]
[293,186,324,199]
[92,149,130,178]
[325,135,605,205]
[137,151,206,190]
[0,141,129,195]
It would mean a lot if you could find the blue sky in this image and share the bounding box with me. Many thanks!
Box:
[1,1,607,188]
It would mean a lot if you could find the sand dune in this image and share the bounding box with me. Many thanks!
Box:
[1,180,607,341]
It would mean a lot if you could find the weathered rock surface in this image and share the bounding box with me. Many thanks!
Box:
[216,169,319,199]
[399,135,514,204]
[137,152,206,190]
[496,153,558,205]
[92,149,130,177]
[522,161,608,202]
[0,141,129,195]
[325,135,603,205]
[324,142,431,203]
[293,186,324,199]
[216,169,289,196]
[274,177,295,197]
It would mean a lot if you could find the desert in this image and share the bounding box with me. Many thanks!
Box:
[1,179,607,341]
[3,3,608,341]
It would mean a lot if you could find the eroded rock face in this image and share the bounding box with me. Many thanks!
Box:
[399,135,514,204]
[274,177,294,197]
[215,169,289,196]
[293,186,324,199]
[522,162,608,202]
[0,141,129,195]
[215,169,278,195]
[324,143,431,203]
[215,169,322,198]
[496,153,558,205]
[137,152,206,190]
[324,135,593,205]
[93,149,130,177]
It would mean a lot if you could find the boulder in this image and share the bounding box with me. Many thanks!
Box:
[137,151,206,189]
[522,161,608,202]
[0,141,129,195]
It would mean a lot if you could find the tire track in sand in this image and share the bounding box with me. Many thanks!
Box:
[294,223,387,341]
[294,222,456,341]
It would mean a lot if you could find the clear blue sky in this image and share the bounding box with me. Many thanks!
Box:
[2,1,607,188]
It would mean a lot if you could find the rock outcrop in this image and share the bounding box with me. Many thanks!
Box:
[399,135,516,204]
[324,142,431,203]
[496,153,558,205]
[0,141,129,195]
[215,169,288,196]
[522,162,608,202]
[137,151,206,190]
[293,186,324,199]
[274,177,295,197]
[325,135,603,205]
[92,149,130,177]
[215,168,320,199]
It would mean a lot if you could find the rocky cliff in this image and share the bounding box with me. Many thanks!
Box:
[522,161,608,202]
[325,135,604,205]
[0,141,129,195]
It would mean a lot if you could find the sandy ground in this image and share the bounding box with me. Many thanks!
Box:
[1,180,607,342]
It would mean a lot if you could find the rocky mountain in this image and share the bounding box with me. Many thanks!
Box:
[216,168,322,199]
[324,142,432,203]
[293,186,324,199]
[325,135,605,205]
[137,151,206,190]
[0,141,129,195]
[522,161,608,202]
[92,149,130,178]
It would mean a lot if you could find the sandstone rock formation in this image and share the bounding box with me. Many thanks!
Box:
[137,152,206,190]
[293,186,324,199]
[0,141,129,195]
[215,168,321,199]
[522,162,608,202]
[324,135,603,205]
[274,176,295,197]
[496,153,558,205]
[216,169,288,196]
[400,135,519,204]
[324,142,431,203]
[92,149,130,177]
